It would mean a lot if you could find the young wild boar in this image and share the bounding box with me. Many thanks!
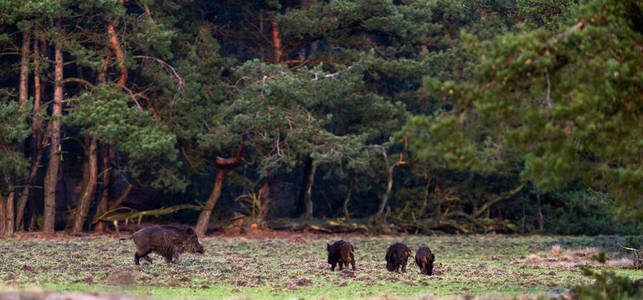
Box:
[326,240,356,271]
[415,245,435,275]
[385,242,412,272]
[123,225,205,265]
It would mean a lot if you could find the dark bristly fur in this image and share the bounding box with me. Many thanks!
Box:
[385,242,412,272]
[415,245,435,275]
[326,240,356,271]
[124,225,205,265]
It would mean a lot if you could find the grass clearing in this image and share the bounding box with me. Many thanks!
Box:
[0,234,640,299]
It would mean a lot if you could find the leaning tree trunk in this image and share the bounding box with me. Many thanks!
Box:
[42,18,64,233]
[72,137,97,233]
[376,165,395,216]
[195,145,247,237]
[16,147,42,231]
[195,168,225,237]
[107,23,126,87]
[376,150,406,217]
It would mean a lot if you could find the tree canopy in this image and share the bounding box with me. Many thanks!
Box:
[0,0,640,236]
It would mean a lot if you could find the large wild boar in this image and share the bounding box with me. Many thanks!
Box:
[385,242,412,272]
[122,225,205,265]
[326,240,356,271]
[415,245,435,275]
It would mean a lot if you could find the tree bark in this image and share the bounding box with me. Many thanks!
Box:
[107,24,127,87]
[33,39,43,136]
[303,162,318,218]
[42,18,64,233]
[5,190,15,236]
[271,20,282,64]
[19,30,31,109]
[195,145,247,237]
[0,192,5,235]
[72,137,97,233]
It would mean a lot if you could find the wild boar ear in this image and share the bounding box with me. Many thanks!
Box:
[186,227,195,235]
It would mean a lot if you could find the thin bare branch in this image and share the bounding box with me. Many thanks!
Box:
[133,55,184,99]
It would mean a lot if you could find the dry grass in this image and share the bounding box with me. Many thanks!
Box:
[520,244,635,269]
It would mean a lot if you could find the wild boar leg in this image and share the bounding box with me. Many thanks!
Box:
[143,255,153,264]
[135,249,152,265]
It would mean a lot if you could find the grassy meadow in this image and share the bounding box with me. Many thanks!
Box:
[0,234,640,299]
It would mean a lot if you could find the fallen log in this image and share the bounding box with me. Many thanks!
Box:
[91,204,202,233]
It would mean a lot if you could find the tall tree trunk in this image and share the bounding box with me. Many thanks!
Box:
[42,18,64,233]
[94,60,110,232]
[271,20,282,64]
[33,40,44,137]
[5,190,15,236]
[72,137,97,233]
[0,191,5,235]
[17,39,45,231]
[15,29,33,231]
[537,193,544,232]
[303,162,318,218]
[195,145,247,237]
[19,30,31,110]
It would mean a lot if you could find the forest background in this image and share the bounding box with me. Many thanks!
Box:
[0,0,640,237]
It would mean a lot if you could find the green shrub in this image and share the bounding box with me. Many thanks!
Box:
[544,189,640,235]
